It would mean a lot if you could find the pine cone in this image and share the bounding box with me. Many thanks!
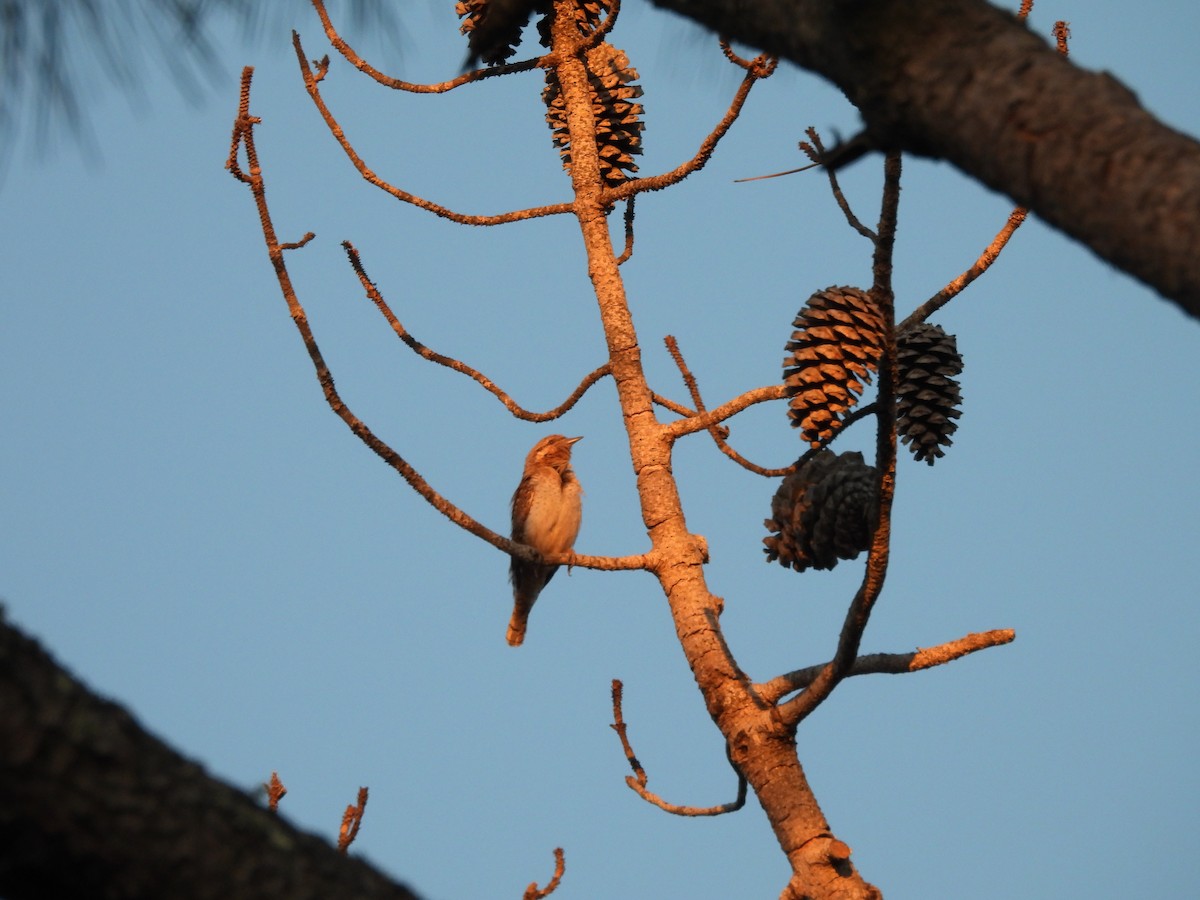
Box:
[543,41,644,187]
[896,323,963,465]
[764,450,879,572]
[457,0,550,67]
[784,286,886,447]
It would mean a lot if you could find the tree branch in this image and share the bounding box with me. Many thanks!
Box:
[342,241,612,421]
[647,0,1200,319]
[292,32,572,226]
[609,680,747,817]
[0,614,422,900]
[757,629,1017,705]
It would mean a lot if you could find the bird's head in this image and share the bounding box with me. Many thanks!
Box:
[526,434,583,472]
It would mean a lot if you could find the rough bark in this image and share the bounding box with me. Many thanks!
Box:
[648,0,1200,321]
[0,613,420,900]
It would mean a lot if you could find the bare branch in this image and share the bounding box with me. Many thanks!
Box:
[342,242,612,421]
[615,197,637,265]
[228,67,534,562]
[663,335,790,476]
[801,128,876,241]
[757,629,1017,705]
[606,54,775,203]
[900,206,1028,332]
[662,384,787,440]
[310,0,546,92]
[292,32,572,226]
[609,680,746,817]
[522,847,566,900]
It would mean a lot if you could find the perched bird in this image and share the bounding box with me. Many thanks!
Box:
[508,434,583,646]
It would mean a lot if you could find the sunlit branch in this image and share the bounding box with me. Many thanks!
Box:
[292,32,572,226]
[342,241,612,421]
[228,66,554,564]
[522,847,566,900]
[606,54,776,203]
[661,384,787,440]
[609,680,747,817]
[336,787,368,854]
[663,335,791,476]
[757,629,1016,705]
[900,207,1027,332]
[310,0,545,93]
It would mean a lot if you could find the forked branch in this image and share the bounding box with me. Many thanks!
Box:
[664,335,793,477]
[757,629,1017,705]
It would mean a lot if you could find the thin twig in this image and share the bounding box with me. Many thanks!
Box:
[342,242,612,421]
[522,847,566,900]
[803,128,876,241]
[337,786,368,853]
[609,680,746,817]
[900,207,1027,332]
[663,335,789,477]
[757,629,1016,705]
[780,151,903,730]
[615,196,636,265]
[661,384,787,440]
[311,0,545,92]
[606,54,776,203]
[292,32,572,226]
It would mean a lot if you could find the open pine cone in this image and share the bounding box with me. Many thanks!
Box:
[784,286,886,447]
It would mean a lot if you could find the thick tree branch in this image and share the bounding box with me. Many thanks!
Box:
[648,0,1200,320]
[0,614,421,900]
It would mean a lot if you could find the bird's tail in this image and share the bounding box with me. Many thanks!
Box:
[506,595,532,647]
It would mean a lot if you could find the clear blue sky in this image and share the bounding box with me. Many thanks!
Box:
[2,2,1197,897]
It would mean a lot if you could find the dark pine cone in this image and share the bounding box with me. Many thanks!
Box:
[896,323,964,464]
[764,450,879,572]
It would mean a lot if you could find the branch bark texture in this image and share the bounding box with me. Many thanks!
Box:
[0,615,421,900]
[649,0,1200,320]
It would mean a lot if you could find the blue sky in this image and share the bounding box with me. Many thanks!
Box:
[2,1,1197,897]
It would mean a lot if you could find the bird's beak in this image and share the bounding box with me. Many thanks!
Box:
[566,436,584,445]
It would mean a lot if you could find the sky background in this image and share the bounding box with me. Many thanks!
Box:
[2,1,1197,898]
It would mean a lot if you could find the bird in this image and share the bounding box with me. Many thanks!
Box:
[507,434,583,646]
